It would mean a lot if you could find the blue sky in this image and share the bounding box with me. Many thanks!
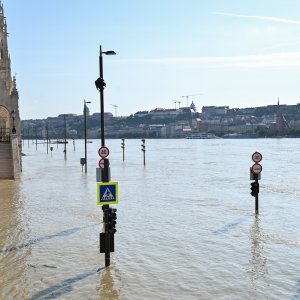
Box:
[4,0,300,119]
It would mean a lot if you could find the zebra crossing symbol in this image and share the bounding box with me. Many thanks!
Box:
[102,188,114,200]
[97,182,119,205]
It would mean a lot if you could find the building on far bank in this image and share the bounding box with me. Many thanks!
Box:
[269,99,289,135]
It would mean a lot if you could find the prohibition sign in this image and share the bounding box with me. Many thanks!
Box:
[99,158,110,169]
[252,151,262,163]
[98,146,110,158]
[252,163,262,174]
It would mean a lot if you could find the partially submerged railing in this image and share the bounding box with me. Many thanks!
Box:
[0,128,10,143]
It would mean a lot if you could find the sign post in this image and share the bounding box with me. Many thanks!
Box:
[95,46,117,268]
[141,139,146,166]
[98,146,112,267]
[250,151,263,214]
[121,138,125,162]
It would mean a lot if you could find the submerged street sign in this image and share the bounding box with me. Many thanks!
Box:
[252,151,263,163]
[97,182,119,205]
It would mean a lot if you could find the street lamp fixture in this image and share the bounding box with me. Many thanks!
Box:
[95,45,116,147]
[11,110,16,134]
[84,100,91,173]
[102,50,116,56]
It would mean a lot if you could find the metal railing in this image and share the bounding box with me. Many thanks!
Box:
[0,128,10,143]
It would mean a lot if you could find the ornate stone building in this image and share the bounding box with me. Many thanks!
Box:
[0,2,21,179]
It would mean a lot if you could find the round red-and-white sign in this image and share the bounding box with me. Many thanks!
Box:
[252,151,262,163]
[98,146,110,158]
[252,163,262,174]
[99,158,110,169]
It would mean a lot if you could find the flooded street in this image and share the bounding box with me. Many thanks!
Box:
[0,139,300,299]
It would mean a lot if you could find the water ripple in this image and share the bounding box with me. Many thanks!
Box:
[0,223,100,254]
[30,268,104,300]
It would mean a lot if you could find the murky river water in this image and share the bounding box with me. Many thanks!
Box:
[0,138,300,299]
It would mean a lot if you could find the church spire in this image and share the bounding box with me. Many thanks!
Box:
[0,0,12,92]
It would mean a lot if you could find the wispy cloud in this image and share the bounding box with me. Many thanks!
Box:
[118,52,300,68]
[213,12,300,25]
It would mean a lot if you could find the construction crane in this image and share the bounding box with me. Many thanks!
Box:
[173,101,177,109]
[182,93,203,107]
[173,100,182,109]
[110,104,118,117]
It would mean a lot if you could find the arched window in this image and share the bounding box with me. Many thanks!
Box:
[0,105,10,129]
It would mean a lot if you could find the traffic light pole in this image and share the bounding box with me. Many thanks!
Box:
[96,45,117,268]
[250,173,259,215]
[121,138,125,161]
[255,176,259,215]
[99,47,111,267]
[250,152,262,215]
[141,139,145,166]
[103,160,111,267]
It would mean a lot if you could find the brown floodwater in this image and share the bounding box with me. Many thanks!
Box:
[0,139,299,299]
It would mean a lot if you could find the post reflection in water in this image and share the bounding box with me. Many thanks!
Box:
[248,215,268,284]
[97,267,120,300]
[0,180,30,299]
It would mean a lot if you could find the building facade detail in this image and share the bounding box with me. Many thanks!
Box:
[0,2,22,179]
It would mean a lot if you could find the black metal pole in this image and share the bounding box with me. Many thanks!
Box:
[99,46,110,267]
[255,178,259,214]
[27,127,29,147]
[46,122,49,154]
[141,139,146,166]
[35,126,37,151]
[64,115,67,159]
[84,102,87,173]
[100,46,105,148]
[122,139,125,161]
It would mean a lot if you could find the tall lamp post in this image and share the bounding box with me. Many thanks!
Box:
[27,127,30,147]
[95,46,116,147]
[35,125,38,151]
[11,110,16,134]
[63,114,67,159]
[95,45,116,268]
[84,100,91,173]
[46,121,49,154]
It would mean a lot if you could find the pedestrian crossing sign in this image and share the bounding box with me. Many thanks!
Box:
[97,182,119,205]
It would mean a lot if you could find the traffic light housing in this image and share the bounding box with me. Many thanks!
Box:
[141,139,145,152]
[250,181,259,197]
[95,77,106,91]
[107,208,117,234]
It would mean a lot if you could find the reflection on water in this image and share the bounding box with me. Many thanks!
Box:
[248,215,268,284]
